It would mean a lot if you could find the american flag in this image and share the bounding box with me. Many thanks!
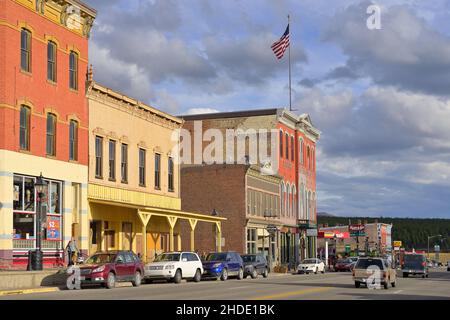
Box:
[271,24,290,59]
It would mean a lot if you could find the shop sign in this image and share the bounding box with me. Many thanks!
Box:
[349,224,366,237]
[335,232,350,239]
[393,241,402,248]
[306,229,318,237]
[47,217,60,240]
[266,225,278,234]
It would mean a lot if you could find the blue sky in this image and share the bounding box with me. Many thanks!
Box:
[84,0,450,218]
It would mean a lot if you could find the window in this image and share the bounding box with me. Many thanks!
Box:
[291,136,294,161]
[19,106,30,150]
[95,136,103,178]
[47,41,56,82]
[154,153,161,189]
[168,156,174,192]
[109,140,116,180]
[285,133,289,160]
[121,144,128,183]
[46,113,56,156]
[307,147,310,170]
[246,228,257,254]
[299,139,304,164]
[139,148,146,186]
[69,120,78,161]
[279,130,283,158]
[20,29,31,72]
[69,51,78,90]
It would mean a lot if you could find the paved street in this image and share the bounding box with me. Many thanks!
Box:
[2,269,449,300]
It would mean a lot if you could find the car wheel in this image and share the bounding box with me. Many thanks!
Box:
[220,268,228,281]
[354,281,360,288]
[321,268,325,274]
[173,269,182,284]
[193,269,202,283]
[426,274,429,278]
[383,282,389,290]
[314,268,318,274]
[106,272,116,289]
[132,271,142,287]
[391,280,396,288]
[263,268,269,278]
[422,274,426,278]
[251,269,258,279]
[403,273,408,278]
[237,268,244,280]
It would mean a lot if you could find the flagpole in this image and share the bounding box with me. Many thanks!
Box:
[288,14,292,111]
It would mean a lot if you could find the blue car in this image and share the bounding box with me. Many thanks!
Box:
[202,252,244,281]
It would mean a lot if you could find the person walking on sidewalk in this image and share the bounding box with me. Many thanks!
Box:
[66,238,78,266]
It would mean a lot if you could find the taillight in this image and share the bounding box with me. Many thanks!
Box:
[383,271,387,278]
[352,270,355,277]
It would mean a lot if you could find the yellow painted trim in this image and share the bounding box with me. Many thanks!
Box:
[44,34,61,48]
[250,287,332,300]
[189,219,198,231]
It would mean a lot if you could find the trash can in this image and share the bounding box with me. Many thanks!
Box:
[27,249,43,271]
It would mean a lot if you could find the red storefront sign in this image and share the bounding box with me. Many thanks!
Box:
[334,232,350,239]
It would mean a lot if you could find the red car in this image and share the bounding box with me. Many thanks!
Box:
[79,250,144,289]
[334,258,355,272]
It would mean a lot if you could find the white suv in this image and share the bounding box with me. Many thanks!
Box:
[144,252,203,284]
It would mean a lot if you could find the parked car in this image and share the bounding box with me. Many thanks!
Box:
[78,250,144,289]
[143,252,203,284]
[297,258,325,274]
[241,254,269,279]
[202,252,244,281]
[447,261,450,271]
[352,257,397,289]
[402,254,428,278]
[334,258,355,272]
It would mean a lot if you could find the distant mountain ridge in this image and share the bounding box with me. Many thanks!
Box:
[317,216,450,251]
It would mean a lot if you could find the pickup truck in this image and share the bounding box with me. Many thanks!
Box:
[352,257,397,289]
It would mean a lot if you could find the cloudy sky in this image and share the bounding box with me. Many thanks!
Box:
[84,0,450,218]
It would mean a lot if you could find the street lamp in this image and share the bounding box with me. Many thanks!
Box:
[33,173,48,270]
[427,235,442,259]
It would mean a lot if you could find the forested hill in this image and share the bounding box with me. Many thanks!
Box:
[317,216,450,251]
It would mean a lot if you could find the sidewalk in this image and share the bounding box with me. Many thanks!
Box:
[0,269,68,292]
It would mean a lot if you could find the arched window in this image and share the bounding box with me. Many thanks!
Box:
[286,183,291,217]
[285,133,289,160]
[47,41,57,82]
[292,185,297,218]
[46,113,57,156]
[307,146,310,170]
[21,28,32,72]
[290,136,294,161]
[19,105,31,150]
[279,130,283,158]
[299,138,304,164]
[280,182,285,217]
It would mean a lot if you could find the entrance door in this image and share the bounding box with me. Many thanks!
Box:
[105,230,115,250]
[122,222,132,250]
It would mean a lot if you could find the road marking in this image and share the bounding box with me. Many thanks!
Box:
[249,287,333,300]
[228,286,249,290]
[393,290,403,294]
[0,287,59,296]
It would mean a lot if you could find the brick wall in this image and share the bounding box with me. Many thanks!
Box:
[181,164,248,254]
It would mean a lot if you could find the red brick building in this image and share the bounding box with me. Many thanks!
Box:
[180,108,320,267]
[0,0,96,268]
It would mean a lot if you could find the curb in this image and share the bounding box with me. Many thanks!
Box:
[0,287,60,296]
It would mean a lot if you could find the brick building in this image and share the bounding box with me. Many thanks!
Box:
[180,108,320,267]
[181,164,282,268]
[0,0,96,268]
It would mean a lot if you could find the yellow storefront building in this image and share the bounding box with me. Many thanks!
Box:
[86,78,224,262]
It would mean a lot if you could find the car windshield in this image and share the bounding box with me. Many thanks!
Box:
[242,255,256,263]
[338,259,350,263]
[302,259,317,264]
[355,258,384,269]
[154,253,180,262]
[85,253,115,264]
[206,253,227,261]
[404,255,425,267]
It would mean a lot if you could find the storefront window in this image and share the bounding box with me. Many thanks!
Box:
[13,176,24,211]
[47,181,61,214]
[13,213,35,239]
[13,175,35,212]
[246,228,257,254]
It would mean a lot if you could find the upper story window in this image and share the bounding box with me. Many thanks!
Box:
[108,140,116,181]
[285,133,289,160]
[69,51,78,90]
[95,136,103,178]
[291,136,294,161]
[168,156,174,192]
[69,120,78,161]
[307,146,310,170]
[47,41,57,82]
[299,138,304,164]
[279,130,283,158]
[20,29,31,72]
[139,148,146,187]
[46,113,56,156]
[121,143,128,183]
[19,106,31,151]
[154,153,161,189]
